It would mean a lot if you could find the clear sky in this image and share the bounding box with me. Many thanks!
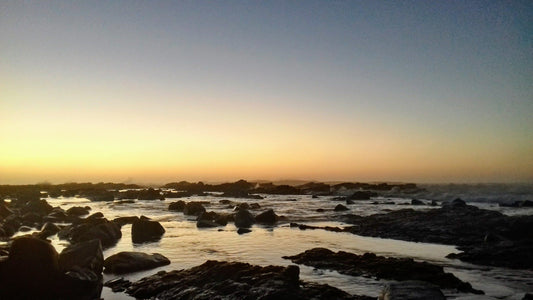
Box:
[1,1,532,184]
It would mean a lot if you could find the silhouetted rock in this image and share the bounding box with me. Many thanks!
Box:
[58,218,122,248]
[237,228,252,234]
[499,200,533,208]
[334,204,349,211]
[104,252,170,274]
[348,191,378,200]
[40,222,61,238]
[255,209,278,224]
[183,201,206,216]
[131,218,165,243]
[87,191,114,202]
[379,281,445,300]
[104,277,131,293]
[284,248,482,294]
[196,211,227,228]
[168,200,186,211]
[137,188,164,200]
[411,199,424,205]
[234,208,254,228]
[253,184,301,195]
[67,206,91,216]
[113,216,140,227]
[298,182,331,195]
[125,260,370,300]
[59,239,104,274]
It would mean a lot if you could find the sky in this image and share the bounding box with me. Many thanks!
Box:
[1,1,532,184]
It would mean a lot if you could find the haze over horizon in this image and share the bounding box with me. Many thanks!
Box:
[1,1,532,185]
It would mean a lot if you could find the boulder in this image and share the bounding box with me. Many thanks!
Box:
[334,204,349,211]
[104,252,170,274]
[255,209,278,224]
[60,218,122,248]
[59,239,104,274]
[113,216,140,227]
[348,191,378,200]
[67,206,91,216]
[40,222,61,237]
[411,199,424,205]
[131,218,165,243]
[183,202,206,216]
[234,209,254,228]
[137,188,164,200]
[168,200,186,211]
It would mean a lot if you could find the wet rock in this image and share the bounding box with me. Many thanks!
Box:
[137,188,164,200]
[284,248,482,294]
[0,201,13,218]
[250,202,261,209]
[219,199,232,205]
[255,209,278,224]
[183,201,206,216]
[196,211,227,228]
[40,222,61,238]
[131,218,165,243]
[168,200,186,211]
[234,208,254,228]
[86,211,104,220]
[379,281,445,300]
[87,191,114,202]
[18,225,32,232]
[104,252,170,274]
[59,239,104,274]
[411,199,424,205]
[316,208,325,212]
[113,216,140,227]
[237,228,252,234]
[66,206,90,216]
[442,198,467,208]
[348,191,378,200]
[346,199,355,204]
[105,277,132,292]
[59,218,122,248]
[126,260,370,300]
[334,204,349,211]
[499,200,533,208]
[290,222,344,232]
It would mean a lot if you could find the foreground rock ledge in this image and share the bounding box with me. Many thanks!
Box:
[283,248,483,294]
[125,260,374,300]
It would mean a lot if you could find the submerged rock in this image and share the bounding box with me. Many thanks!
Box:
[234,208,255,228]
[104,252,170,274]
[126,260,371,300]
[131,217,165,243]
[255,209,279,224]
[334,204,349,211]
[284,248,482,294]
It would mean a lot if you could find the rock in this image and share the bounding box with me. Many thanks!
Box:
[59,239,104,274]
[183,202,206,216]
[40,222,61,237]
[346,199,355,204]
[104,252,170,274]
[21,211,42,225]
[250,202,261,209]
[87,191,114,202]
[105,277,132,292]
[19,225,32,232]
[59,218,122,248]
[255,209,278,224]
[411,199,424,205]
[379,281,445,300]
[334,204,349,211]
[237,228,252,234]
[131,218,165,243]
[137,188,164,200]
[196,211,227,228]
[113,216,140,227]
[234,208,254,228]
[284,248,482,294]
[125,260,370,300]
[67,206,91,216]
[316,208,325,212]
[219,199,232,205]
[86,211,104,220]
[168,200,186,211]
[0,202,13,218]
[442,198,466,208]
[348,191,378,200]
[21,199,53,215]
[523,293,533,300]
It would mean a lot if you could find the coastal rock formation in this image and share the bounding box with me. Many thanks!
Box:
[58,216,122,248]
[196,211,228,228]
[234,208,255,228]
[137,188,164,200]
[131,217,165,243]
[66,206,91,216]
[125,260,373,300]
[104,252,170,274]
[168,200,186,211]
[255,209,279,224]
[334,204,349,211]
[379,281,445,300]
[283,248,482,294]
[183,202,207,216]
[59,239,104,274]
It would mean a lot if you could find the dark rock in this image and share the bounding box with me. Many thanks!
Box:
[22,211,42,225]
[87,191,115,202]
[334,204,349,211]
[59,239,104,274]
[411,199,424,205]
[21,199,53,215]
[183,201,206,216]
[131,218,165,243]
[219,199,232,205]
[0,202,13,218]
[86,211,104,220]
[113,216,140,227]
[126,260,370,300]
[40,222,61,237]
[255,209,278,224]
[59,218,122,248]
[234,208,254,228]
[442,198,466,208]
[105,277,132,293]
[168,200,186,211]
[19,225,32,232]
[67,206,90,216]
[348,191,378,200]
[137,188,164,200]
[379,281,445,300]
[346,199,355,204]
[284,248,482,294]
[196,211,227,227]
[237,228,252,234]
[523,293,533,300]
[316,208,325,212]
[252,184,301,195]
[249,202,261,209]
[104,252,170,274]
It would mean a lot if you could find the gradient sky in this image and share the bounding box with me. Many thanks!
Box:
[1,1,532,184]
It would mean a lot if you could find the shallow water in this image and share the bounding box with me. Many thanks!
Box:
[31,194,533,299]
